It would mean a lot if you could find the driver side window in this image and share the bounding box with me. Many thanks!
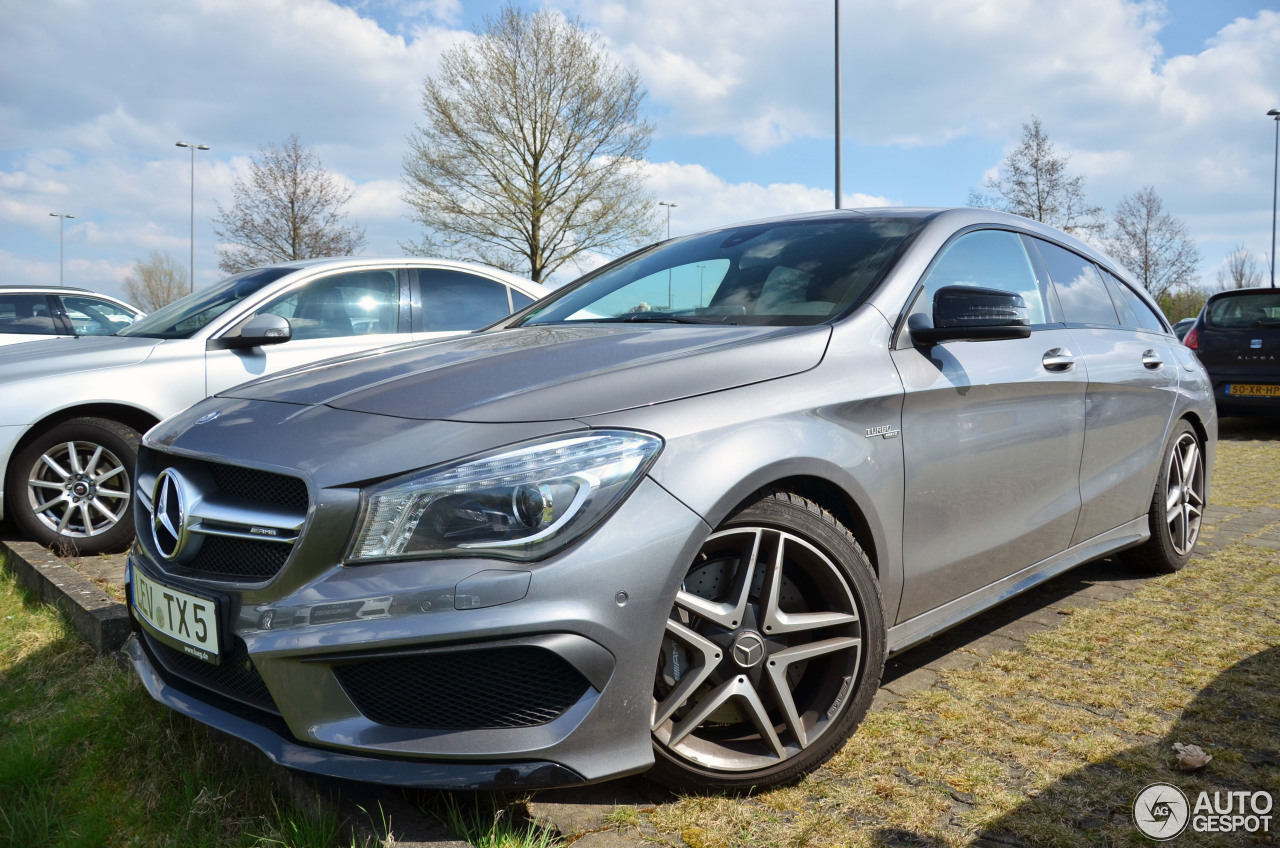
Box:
[258,270,400,340]
[918,230,1048,325]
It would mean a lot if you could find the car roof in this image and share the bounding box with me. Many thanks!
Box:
[0,284,99,293]
[234,256,546,295]
[1206,286,1280,301]
[0,285,142,310]
[686,207,1116,269]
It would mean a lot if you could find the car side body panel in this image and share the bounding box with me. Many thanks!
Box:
[892,328,1087,620]
[1067,328,1179,545]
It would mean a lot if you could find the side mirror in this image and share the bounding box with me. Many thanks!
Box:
[910,286,1032,345]
[207,313,292,350]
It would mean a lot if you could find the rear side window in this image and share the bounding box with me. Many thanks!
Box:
[1032,239,1120,326]
[1205,292,1280,328]
[0,294,58,335]
[510,288,535,311]
[918,230,1049,325]
[418,270,513,332]
[1101,271,1167,333]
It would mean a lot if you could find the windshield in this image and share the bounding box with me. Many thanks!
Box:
[522,217,919,327]
[117,267,295,339]
[1206,292,1280,328]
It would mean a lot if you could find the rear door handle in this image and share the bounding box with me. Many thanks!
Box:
[1142,349,1163,369]
[1042,348,1075,372]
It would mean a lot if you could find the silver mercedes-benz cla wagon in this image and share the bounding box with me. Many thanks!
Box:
[123,208,1215,793]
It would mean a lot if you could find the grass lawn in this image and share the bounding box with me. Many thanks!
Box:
[0,569,352,848]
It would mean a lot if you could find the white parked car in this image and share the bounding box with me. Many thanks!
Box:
[0,285,144,345]
[0,257,546,554]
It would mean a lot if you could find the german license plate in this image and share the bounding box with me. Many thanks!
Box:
[132,565,221,664]
[1227,383,1280,397]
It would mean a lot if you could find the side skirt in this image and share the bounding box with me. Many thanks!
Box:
[886,516,1148,656]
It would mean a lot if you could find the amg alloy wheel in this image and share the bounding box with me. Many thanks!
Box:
[1126,420,1205,574]
[648,490,884,792]
[7,417,139,555]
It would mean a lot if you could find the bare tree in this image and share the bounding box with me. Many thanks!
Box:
[1103,186,1200,299]
[1216,243,1264,290]
[969,116,1103,236]
[402,4,659,283]
[122,250,187,310]
[212,133,365,274]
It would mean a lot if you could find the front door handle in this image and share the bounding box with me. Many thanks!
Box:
[1042,348,1075,372]
[1142,349,1163,369]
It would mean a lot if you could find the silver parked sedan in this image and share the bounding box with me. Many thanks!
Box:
[0,258,545,555]
[123,209,1214,793]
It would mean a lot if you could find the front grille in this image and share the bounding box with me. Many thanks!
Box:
[139,452,309,584]
[334,646,591,730]
[187,536,292,580]
[143,630,279,715]
[208,464,308,513]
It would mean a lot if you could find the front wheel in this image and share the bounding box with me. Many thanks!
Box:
[1124,420,1205,574]
[647,490,885,793]
[6,417,140,556]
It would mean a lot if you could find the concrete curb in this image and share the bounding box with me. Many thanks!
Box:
[0,538,130,655]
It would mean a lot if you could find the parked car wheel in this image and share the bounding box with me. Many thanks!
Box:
[7,417,139,555]
[648,490,885,792]
[1125,420,1204,574]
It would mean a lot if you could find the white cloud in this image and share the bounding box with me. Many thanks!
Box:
[642,160,892,236]
[2,0,1277,296]
[348,179,406,223]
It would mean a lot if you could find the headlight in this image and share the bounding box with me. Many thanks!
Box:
[346,430,663,563]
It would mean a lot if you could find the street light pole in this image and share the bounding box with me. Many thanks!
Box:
[1269,109,1279,288]
[659,201,677,308]
[659,201,676,240]
[49,212,75,286]
[834,0,842,210]
[176,141,210,293]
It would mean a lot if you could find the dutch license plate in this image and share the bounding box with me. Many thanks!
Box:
[1227,383,1280,397]
[132,566,221,664]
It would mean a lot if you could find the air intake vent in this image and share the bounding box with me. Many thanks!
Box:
[335,646,590,730]
[143,630,279,715]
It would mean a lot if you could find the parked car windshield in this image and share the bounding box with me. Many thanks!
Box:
[118,267,295,339]
[1205,291,1280,328]
[521,216,920,327]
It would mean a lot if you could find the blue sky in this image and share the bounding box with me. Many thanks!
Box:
[1,0,1278,299]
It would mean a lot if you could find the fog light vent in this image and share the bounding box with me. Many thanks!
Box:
[334,646,590,729]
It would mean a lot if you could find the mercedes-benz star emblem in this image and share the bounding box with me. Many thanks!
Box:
[731,632,766,669]
[151,469,191,560]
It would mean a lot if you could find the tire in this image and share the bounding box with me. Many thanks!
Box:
[1124,419,1205,574]
[6,417,140,556]
[647,489,885,793]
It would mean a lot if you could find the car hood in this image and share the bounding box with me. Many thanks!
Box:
[220,324,832,422]
[0,334,161,382]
